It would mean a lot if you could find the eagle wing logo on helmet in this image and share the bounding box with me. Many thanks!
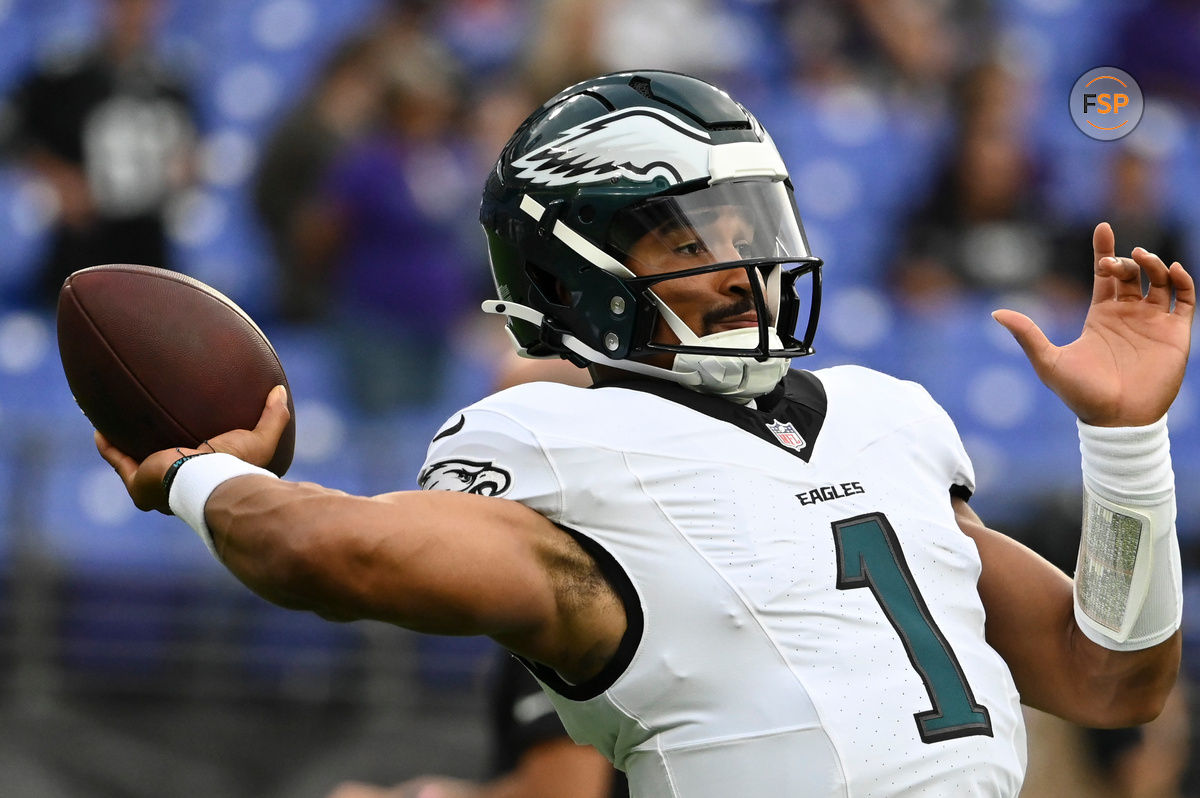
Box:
[419,458,513,496]
[511,107,712,187]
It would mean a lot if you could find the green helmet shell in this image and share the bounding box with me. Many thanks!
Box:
[479,70,821,371]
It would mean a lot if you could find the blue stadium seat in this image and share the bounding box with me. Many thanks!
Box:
[0,452,17,567]
[0,310,82,430]
[38,451,222,579]
[416,633,495,689]
[236,594,365,701]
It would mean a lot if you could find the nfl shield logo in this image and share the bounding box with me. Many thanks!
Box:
[767,420,806,451]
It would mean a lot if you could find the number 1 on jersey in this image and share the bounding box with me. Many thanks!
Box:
[833,513,993,743]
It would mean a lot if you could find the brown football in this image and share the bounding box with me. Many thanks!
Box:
[56,264,295,476]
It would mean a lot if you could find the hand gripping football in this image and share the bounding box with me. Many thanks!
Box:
[57,264,296,476]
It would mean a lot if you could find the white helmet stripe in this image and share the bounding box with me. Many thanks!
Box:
[518,195,692,349]
[707,141,788,183]
[519,194,634,277]
[522,194,693,341]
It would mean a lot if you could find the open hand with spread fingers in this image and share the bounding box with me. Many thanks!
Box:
[992,222,1195,427]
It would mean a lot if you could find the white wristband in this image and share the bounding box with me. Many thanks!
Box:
[167,453,277,557]
[1074,417,1180,650]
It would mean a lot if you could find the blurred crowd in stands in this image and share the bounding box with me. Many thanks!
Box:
[0,0,1199,796]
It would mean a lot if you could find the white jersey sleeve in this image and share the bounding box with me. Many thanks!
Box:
[812,365,976,494]
[418,394,563,518]
[877,369,975,497]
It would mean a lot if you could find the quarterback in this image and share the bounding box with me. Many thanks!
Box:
[98,72,1191,797]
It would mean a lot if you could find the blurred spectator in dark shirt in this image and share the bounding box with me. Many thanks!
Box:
[4,0,196,307]
[1050,146,1188,300]
[892,124,1061,304]
[521,0,760,102]
[434,0,534,82]
[888,61,1075,309]
[779,0,993,101]
[252,33,385,322]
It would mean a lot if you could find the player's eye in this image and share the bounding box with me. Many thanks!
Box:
[674,240,706,257]
[735,240,755,258]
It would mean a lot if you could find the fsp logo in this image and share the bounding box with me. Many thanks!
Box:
[1082,83,1128,118]
[1070,67,1143,141]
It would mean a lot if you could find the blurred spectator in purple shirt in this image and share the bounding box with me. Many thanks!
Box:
[1117,0,1200,109]
[296,49,481,414]
[252,33,386,322]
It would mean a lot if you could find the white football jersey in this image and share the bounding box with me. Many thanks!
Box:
[420,365,1027,797]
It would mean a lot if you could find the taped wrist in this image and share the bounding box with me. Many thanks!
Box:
[166,453,277,558]
[1074,417,1180,650]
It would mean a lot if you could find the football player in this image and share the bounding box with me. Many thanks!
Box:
[98,71,1192,797]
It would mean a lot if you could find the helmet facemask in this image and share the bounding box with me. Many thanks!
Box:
[598,179,821,399]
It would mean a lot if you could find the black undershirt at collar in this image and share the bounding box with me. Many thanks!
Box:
[591,370,828,463]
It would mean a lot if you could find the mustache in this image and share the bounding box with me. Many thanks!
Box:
[701,295,757,332]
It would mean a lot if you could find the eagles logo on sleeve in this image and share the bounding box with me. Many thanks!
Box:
[419,459,513,496]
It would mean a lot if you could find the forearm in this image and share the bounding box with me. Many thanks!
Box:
[961,499,1179,727]
[168,459,563,647]
[1073,417,1180,648]
[1061,416,1183,724]
[1063,625,1180,728]
[205,474,367,619]
[204,476,489,628]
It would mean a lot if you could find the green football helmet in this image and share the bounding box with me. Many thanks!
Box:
[479,70,823,400]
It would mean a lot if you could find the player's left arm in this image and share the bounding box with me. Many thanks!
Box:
[956,496,1179,728]
[981,222,1194,727]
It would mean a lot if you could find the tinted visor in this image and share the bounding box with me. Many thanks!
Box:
[607,179,811,268]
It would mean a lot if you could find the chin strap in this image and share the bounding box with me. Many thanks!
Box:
[483,300,789,402]
[671,327,791,400]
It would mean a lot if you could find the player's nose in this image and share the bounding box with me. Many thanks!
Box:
[713,256,754,296]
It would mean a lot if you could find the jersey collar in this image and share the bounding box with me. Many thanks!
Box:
[592,370,827,463]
